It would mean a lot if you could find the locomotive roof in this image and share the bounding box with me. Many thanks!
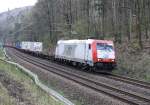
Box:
[57,39,114,44]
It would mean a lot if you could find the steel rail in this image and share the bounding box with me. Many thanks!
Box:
[108,74,150,89]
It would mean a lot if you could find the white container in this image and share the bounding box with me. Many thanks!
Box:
[21,41,43,52]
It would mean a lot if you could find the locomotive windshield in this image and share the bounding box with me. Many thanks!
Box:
[97,43,113,52]
[97,43,115,59]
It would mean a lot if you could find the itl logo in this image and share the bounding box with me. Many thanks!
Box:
[63,45,77,57]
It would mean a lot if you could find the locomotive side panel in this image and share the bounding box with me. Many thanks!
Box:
[55,40,88,64]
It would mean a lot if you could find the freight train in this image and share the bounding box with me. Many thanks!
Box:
[5,39,116,72]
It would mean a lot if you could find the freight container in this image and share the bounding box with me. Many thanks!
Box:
[20,41,43,52]
[15,41,21,48]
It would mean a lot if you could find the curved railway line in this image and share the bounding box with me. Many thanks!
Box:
[6,48,150,105]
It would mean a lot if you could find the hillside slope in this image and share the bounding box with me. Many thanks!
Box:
[0,6,32,41]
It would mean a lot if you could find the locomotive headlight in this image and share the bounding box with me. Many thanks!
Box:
[112,59,115,62]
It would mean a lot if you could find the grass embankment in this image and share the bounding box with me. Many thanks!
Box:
[0,48,64,105]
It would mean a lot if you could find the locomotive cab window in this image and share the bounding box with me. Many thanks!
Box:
[97,43,113,51]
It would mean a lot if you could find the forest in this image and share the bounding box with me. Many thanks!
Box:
[14,0,150,48]
[0,0,150,81]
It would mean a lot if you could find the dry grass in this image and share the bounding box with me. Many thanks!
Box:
[0,48,64,105]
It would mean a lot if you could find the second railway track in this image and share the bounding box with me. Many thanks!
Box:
[105,74,150,90]
[7,48,150,105]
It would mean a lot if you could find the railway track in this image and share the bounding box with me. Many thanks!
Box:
[11,47,150,90]
[7,48,150,105]
[106,74,150,90]
[17,47,150,90]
